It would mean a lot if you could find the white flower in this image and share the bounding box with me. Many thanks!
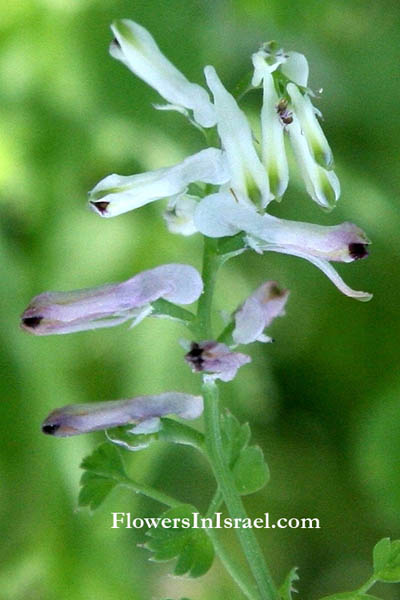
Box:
[110,19,216,128]
[204,65,271,208]
[252,52,289,199]
[286,114,340,210]
[163,193,198,236]
[89,148,229,218]
[185,341,251,382]
[287,83,333,169]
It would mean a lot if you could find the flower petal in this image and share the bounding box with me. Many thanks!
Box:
[287,83,333,169]
[252,53,289,199]
[281,52,309,88]
[110,19,216,127]
[42,392,204,437]
[89,148,229,218]
[287,114,340,210]
[233,282,289,344]
[21,264,203,335]
[185,341,251,382]
[163,193,198,236]
[260,246,373,301]
[204,65,271,208]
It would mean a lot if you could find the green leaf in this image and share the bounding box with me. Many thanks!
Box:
[373,538,400,582]
[151,298,195,324]
[279,566,299,600]
[145,504,214,578]
[319,595,380,600]
[221,411,269,495]
[373,538,391,573]
[233,445,270,495]
[220,411,250,467]
[79,443,127,511]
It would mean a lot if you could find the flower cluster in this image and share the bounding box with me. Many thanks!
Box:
[88,19,371,302]
[21,19,371,437]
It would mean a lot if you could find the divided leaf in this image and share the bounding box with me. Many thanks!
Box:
[79,443,127,511]
[233,445,270,495]
[373,538,400,582]
[221,411,269,495]
[145,504,214,578]
[279,566,299,600]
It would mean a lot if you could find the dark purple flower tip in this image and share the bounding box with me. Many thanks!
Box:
[111,37,121,49]
[348,243,369,260]
[42,423,61,435]
[90,201,110,215]
[185,342,204,371]
[21,316,43,330]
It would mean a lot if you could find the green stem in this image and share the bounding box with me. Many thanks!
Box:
[356,575,376,594]
[194,236,222,339]
[195,235,278,600]
[203,381,278,600]
[119,476,181,508]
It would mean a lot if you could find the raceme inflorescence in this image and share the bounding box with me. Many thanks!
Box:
[20,18,395,600]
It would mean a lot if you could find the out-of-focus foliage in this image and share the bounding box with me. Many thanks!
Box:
[1,1,399,599]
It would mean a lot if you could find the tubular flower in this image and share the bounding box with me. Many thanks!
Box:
[42,392,203,437]
[204,65,271,208]
[21,264,203,335]
[233,282,289,345]
[252,52,289,199]
[251,48,340,211]
[89,148,229,218]
[110,19,216,128]
[194,194,371,301]
[185,341,251,382]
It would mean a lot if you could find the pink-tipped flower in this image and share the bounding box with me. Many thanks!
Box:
[194,193,372,301]
[233,282,289,345]
[21,264,203,335]
[185,341,251,382]
[42,392,203,437]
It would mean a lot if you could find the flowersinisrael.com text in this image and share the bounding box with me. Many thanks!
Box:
[111,512,320,530]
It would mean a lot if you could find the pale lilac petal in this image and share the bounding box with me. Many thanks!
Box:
[261,245,373,301]
[185,341,251,382]
[89,148,229,218]
[110,19,216,128]
[42,392,204,437]
[233,282,289,344]
[21,264,203,335]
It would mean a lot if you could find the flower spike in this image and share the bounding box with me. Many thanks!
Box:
[110,19,216,128]
[42,392,203,437]
[21,264,203,335]
[89,148,229,218]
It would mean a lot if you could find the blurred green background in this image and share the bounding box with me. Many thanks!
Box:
[1,0,400,598]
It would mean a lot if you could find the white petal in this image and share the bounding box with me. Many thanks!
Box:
[163,193,198,236]
[288,83,333,169]
[287,115,340,210]
[110,19,216,127]
[281,52,309,87]
[204,65,271,208]
[89,148,230,218]
[252,55,289,199]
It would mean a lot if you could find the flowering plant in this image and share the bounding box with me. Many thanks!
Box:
[21,18,400,600]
